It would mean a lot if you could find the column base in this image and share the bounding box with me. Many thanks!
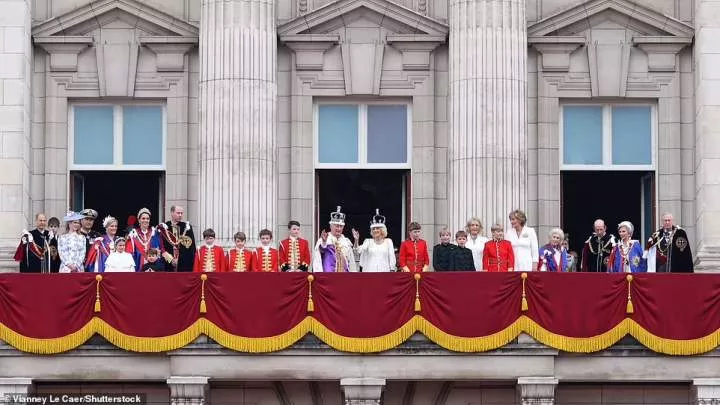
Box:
[694,378,720,405]
[341,377,386,405]
[518,377,558,405]
[694,246,720,273]
[167,376,208,405]
[0,378,33,405]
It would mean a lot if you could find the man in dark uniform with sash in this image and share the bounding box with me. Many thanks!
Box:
[580,219,616,272]
[646,213,694,273]
[159,205,196,272]
[14,213,53,273]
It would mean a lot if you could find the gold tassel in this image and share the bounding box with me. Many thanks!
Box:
[521,272,528,312]
[626,274,634,314]
[307,275,315,312]
[94,275,103,313]
[414,273,421,312]
[200,274,207,314]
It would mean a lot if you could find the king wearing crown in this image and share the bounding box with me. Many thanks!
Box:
[312,206,357,272]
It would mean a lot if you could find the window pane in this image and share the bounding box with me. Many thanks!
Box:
[367,105,408,164]
[612,106,652,165]
[123,106,164,165]
[74,106,114,165]
[563,106,603,165]
[318,105,359,164]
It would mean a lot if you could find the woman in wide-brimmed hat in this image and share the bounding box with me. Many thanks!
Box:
[58,211,86,273]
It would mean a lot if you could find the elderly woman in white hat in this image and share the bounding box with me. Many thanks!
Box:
[58,211,87,273]
[352,209,396,272]
[608,221,647,273]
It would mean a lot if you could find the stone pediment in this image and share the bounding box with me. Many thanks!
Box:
[527,0,694,39]
[31,0,198,38]
[278,0,448,37]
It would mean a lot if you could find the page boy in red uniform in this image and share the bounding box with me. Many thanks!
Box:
[253,229,279,272]
[193,228,226,273]
[225,231,254,272]
[398,222,430,272]
[279,220,311,272]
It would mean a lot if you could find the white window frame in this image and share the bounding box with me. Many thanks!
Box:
[313,100,413,169]
[68,102,167,171]
[559,103,657,171]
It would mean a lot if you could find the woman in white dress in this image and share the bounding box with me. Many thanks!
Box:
[505,209,539,272]
[104,237,136,273]
[464,217,488,271]
[352,209,396,272]
[58,211,87,273]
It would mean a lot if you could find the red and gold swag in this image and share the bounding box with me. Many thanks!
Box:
[0,272,711,355]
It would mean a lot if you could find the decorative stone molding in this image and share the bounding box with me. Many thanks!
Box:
[694,379,720,405]
[141,37,198,72]
[387,35,445,71]
[167,376,208,405]
[517,377,558,405]
[588,40,631,97]
[31,0,199,38]
[529,36,585,72]
[0,378,34,402]
[280,35,339,71]
[34,36,93,72]
[341,43,385,95]
[633,36,692,72]
[527,0,695,38]
[341,377,386,405]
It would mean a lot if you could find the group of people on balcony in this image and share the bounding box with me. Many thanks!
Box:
[13,205,694,274]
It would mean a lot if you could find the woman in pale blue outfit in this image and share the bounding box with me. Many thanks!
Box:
[58,211,87,273]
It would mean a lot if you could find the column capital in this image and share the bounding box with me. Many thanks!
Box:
[694,379,720,404]
[0,378,34,404]
[340,378,386,405]
[517,377,558,405]
[167,376,208,405]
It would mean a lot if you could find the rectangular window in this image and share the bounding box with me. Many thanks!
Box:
[70,103,166,170]
[315,102,411,168]
[562,106,603,165]
[612,106,652,165]
[74,106,114,165]
[318,105,359,164]
[123,106,164,165]
[561,103,655,170]
[367,105,408,164]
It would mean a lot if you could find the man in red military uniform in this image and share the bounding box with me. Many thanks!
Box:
[253,229,279,272]
[279,220,311,272]
[398,222,430,273]
[193,228,226,273]
[225,231,254,272]
[482,224,515,272]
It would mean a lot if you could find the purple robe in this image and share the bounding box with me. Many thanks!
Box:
[318,243,350,272]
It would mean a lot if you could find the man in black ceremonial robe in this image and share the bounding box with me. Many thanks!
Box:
[646,213,693,273]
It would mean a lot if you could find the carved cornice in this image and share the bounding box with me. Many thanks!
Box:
[34,36,93,72]
[633,36,692,72]
[529,36,586,72]
[386,35,445,71]
[280,35,340,71]
[140,37,198,72]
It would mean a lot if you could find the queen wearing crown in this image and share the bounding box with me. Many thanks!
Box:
[352,209,396,272]
[312,206,358,272]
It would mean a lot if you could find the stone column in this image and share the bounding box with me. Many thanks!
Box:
[448,0,527,229]
[517,377,557,405]
[694,0,720,271]
[198,0,277,246]
[340,378,386,405]
[694,379,720,405]
[0,378,33,405]
[0,0,32,269]
[167,376,208,405]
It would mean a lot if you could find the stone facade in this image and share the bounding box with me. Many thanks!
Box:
[0,0,705,271]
